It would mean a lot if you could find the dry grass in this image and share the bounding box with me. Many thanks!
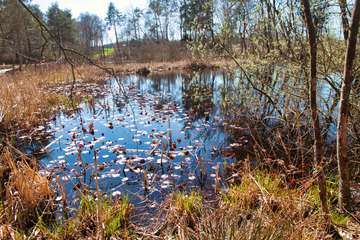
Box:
[0,72,54,134]
[0,224,17,240]
[142,169,350,239]
[0,146,133,239]
[0,146,55,230]
[0,64,14,70]
[16,59,223,80]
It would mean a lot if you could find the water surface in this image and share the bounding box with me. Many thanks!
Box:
[38,70,242,208]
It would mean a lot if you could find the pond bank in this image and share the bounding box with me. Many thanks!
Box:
[1,145,355,239]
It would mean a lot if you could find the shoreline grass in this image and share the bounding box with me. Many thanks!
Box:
[0,144,359,239]
[142,169,354,239]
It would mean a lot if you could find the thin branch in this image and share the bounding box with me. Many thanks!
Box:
[218,41,286,122]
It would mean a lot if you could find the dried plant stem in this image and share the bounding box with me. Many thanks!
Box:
[277,129,291,165]
[215,164,219,194]
[93,150,105,240]
[168,120,172,144]
[143,169,148,190]
[161,150,164,171]
[56,174,67,217]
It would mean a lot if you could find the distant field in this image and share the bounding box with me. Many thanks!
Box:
[103,48,115,55]
[93,48,115,58]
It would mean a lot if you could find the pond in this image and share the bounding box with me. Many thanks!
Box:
[33,69,245,209]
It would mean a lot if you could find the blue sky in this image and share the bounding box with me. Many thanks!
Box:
[32,0,148,19]
[31,0,149,43]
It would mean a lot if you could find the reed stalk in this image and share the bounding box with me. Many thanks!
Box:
[215,164,219,194]
[93,150,104,240]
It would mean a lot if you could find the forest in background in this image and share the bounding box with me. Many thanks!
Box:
[0,0,345,66]
[1,0,360,238]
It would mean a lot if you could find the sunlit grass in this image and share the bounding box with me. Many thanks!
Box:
[36,194,133,239]
[102,48,115,56]
[0,72,57,133]
[0,146,134,239]
[149,169,352,239]
[92,48,116,58]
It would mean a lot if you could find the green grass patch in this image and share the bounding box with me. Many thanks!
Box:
[103,48,115,55]
[35,194,133,239]
[93,48,115,58]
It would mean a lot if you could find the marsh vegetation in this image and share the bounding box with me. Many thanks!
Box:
[1,0,360,239]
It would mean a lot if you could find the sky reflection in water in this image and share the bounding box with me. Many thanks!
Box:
[41,70,241,206]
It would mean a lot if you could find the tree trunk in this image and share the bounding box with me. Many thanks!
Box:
[101,38,105,60]
[113,23,121,56]
[300,0,330,226]
[337,0,360,212]
[25,27,32,65]
[16,35,22,71]
[338,0,349,41]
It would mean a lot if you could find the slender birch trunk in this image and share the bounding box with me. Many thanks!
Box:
[337,0,360,212]
[300,0,330,225]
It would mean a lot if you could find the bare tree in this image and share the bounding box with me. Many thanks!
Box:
[105,2,125,54]
[77,12,104,55]
[300,0,330,228]
[338,0,349,41]
[337,0,360,212]
[127,6,143,40]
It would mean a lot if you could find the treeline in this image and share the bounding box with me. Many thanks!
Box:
[0,0,352,66]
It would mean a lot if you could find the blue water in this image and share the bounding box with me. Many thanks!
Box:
[31,65,339,209]
[38,70,241,207]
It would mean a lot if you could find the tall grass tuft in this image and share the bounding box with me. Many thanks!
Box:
[36,194,132,239]
[0,146,55,229]
[151,170,338,239]
[0,72,55,134]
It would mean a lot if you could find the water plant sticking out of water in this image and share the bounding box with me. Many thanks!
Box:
[28,71,242,212]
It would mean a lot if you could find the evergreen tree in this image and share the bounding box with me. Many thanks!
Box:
[46,3,77,49]
[0,0,44,66]
[105,2,125,53]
